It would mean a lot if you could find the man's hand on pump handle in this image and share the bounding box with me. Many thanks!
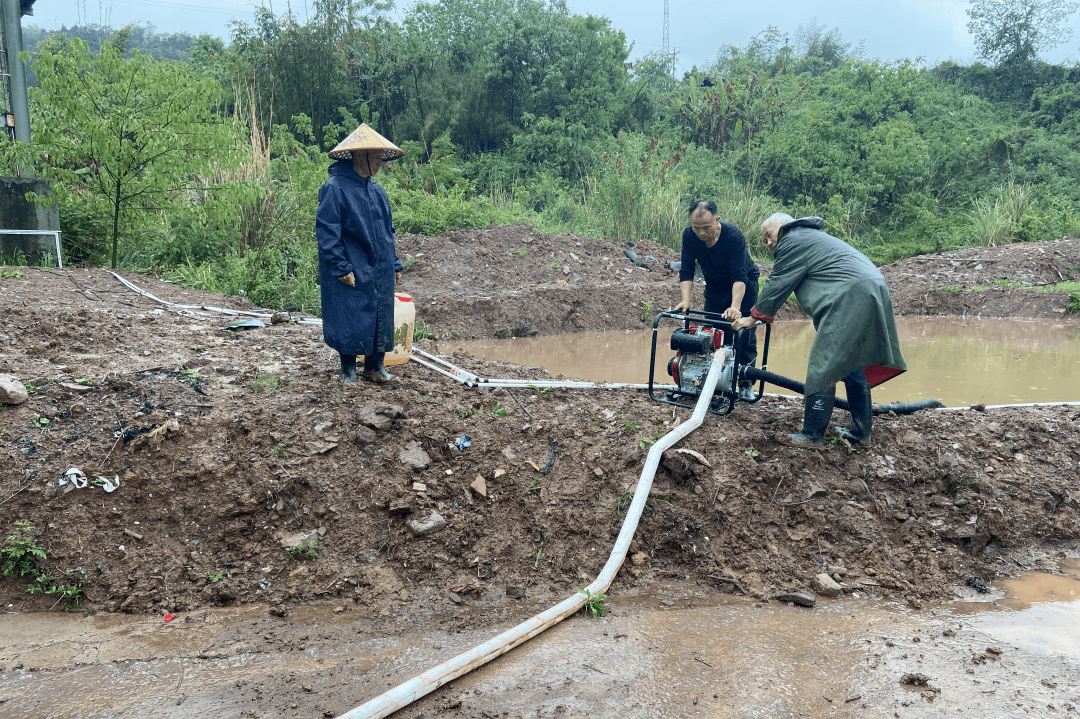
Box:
[670,299,744,323]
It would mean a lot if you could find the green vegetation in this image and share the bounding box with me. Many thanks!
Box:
[3,521,86,610]
[4,3,1080,311]
[0,269,26,278]
[578,587,608,618]
[286,541,318,560]
[250,371,280,395]
[207,571,224,583]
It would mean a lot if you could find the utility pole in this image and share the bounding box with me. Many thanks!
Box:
[662,0,671,76]
[1,0,34,172]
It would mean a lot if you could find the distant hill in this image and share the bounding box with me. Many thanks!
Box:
[22,22,201,62]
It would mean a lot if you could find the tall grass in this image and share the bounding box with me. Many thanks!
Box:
[581,138,688,249]
[969,180,1033,247]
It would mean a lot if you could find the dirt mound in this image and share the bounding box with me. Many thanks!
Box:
[879,237,1080,319]
[400,225,692,339]
[2,267,1079,623]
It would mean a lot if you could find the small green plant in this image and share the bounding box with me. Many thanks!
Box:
[940,286,964,294]
[271,443,289,458]
[640,300,654,323]
[1068,292,1080,314]
[23,382,39,395]
[621,420,640,434]
[494,407,508,417]
[32,414,50,427]
[180,368,201,382]
[251,371,280,395]
[493,327,513,339]
[578,587,607,618]
[550,256,561,269]
[414,321,435,340]
[2,521,46,580]
[207,571,224,583]
[516,246,529,256]
[73,378,93,386]
[285,540,318,560]
[456,407,478,419]
[744,449,759,458]
[191,345,207,353]
[0,269,26,278]
[402,257,421,270]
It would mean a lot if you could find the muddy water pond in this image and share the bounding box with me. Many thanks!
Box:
[445,318,1080,407]
[2,564,1079,718]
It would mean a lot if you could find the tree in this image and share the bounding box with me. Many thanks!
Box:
[966,0,1079,66]
[29,38,241,267]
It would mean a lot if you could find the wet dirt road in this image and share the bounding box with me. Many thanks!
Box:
[446,317,1080,407]
[3,563,1078,719]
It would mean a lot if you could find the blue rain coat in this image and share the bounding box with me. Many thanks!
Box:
[316,160,403,355]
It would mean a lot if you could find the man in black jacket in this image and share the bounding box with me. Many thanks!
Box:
[672,199,759,401]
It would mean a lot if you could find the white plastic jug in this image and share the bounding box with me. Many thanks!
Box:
[385,293,415,366]
[358,294,415,367]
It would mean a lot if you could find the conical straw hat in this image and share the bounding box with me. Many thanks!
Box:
[328,123,404,161]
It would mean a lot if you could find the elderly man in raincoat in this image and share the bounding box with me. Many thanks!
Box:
[316,123,405,383]
[732,214,906,446]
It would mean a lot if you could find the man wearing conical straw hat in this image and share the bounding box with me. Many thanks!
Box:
[316,123,405,383]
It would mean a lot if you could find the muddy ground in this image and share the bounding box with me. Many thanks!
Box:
[1,230,1079,715]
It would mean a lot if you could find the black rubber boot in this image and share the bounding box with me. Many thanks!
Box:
[788,387,836,446]
[363,352,393,382]
[340,354,358,384]
[838,372,872,445]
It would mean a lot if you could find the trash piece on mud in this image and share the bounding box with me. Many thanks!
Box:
[970,402,986,411]
[674,448,711,467]
[399,441,431,470]
[148,419,181,445]
[304,440,338,455]
[270,311,291,324]
[450,584,483,597]
[631,552,648,566]
[412,482,427,492]
[406,511,447,536]
[775,592,816,607]
[61,467,88,489]
[501,446,517,461]
[448,592,463,604]
[494,467,507,478]
[812,573,842,597]
[506,586,526,599]
[123,528,143,540]
[60,381,93,394]
[540,435,558,474]
[163,613,174,622]
[224,318,265,330]
[269,605,289,617]
[470,475,487,498]
[99,475,120,492]
[807,483,827,499]
[526,460,542,472]
[593,467,604,477]
[0,374,29,405]
[454,435,472,452]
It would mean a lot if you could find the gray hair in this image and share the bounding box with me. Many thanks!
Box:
[761,212,795,232]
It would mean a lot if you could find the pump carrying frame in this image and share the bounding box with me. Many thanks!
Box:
[647,308,772,416]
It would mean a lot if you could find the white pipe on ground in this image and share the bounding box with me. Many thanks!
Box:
[335,347,730,719]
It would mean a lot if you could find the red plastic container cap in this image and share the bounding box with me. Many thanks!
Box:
[163,613,174,622]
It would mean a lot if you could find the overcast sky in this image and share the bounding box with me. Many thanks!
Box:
[23,0,1080,69]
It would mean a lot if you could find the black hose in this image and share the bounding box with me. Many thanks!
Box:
[741,367,944,415]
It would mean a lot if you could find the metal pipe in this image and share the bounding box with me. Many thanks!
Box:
[335,348,729,719]
[2,0,32,169]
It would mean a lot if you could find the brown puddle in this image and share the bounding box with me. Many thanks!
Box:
[949,559,1080,660]
[4,574,1080,718]
[445,317,1080,407]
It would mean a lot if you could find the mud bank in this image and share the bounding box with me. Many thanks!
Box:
[2,267,1080,624]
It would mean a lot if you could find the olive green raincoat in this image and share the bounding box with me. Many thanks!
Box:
[752,218,906,395]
